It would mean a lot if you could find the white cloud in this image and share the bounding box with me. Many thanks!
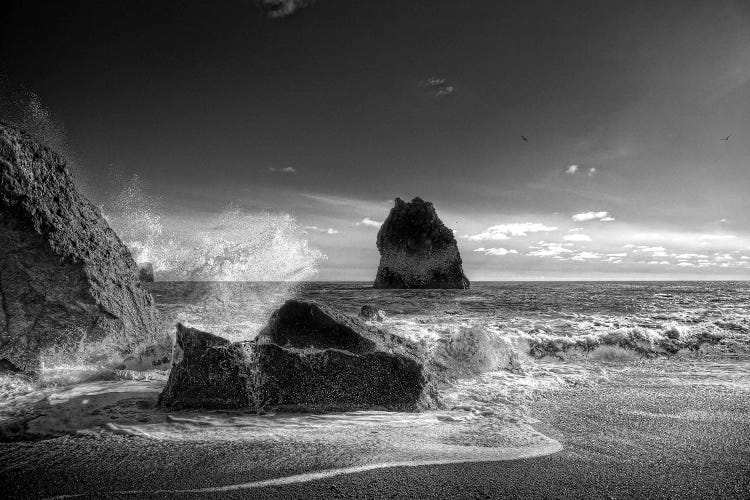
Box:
[420,77,455,97]
[599,216,616,222]
[356,218,382,228]
[588,167,596,176]
[565,165,578,175]
[467,231,509,241]
[474,247,518,256]
[563,233,592,242]
[305,225,339,235]
[568,227,584,232]
[527,242,573,258]
[269,166,297,173]
[571,252,601,261]
[607,253,627,257]
[636,246,666,252]
[466,223,558,241]
[698,234,736,241]
[572,211,609,222]
[673,253,707,260]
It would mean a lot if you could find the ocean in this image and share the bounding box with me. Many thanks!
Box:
[2,281,749,491]
[139,281,750,451]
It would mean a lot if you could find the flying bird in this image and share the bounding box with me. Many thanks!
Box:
[721,135,731,141]
[521,135,528,142]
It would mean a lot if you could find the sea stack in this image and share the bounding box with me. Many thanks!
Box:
[373,197,470,289]
[0,122,161,373]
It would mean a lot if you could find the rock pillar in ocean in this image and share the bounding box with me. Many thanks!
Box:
[373,197,470,289]
[0,122,161,373]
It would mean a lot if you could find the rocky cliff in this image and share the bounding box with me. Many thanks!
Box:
[373,197,469,289]
[0,122,160,373]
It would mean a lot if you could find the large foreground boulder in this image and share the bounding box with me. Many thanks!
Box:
[0,123,161,373]
[373,197,469,289]
[159,300,442,412]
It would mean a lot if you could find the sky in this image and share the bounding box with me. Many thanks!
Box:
[1,0,749,281]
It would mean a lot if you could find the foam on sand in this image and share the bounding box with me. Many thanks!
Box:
[46,444,561,499]
[2,375,560,497]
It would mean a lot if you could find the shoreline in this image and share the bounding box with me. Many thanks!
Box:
[2,360,749,499]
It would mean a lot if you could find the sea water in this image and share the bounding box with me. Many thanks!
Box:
[2,281,749,490]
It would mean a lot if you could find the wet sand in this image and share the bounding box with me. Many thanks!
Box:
[2,361,749,499]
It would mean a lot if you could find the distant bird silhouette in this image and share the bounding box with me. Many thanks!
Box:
[721,135,731,141]
[521,135,529,142]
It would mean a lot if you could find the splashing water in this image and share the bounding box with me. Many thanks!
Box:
[98,175,326,340]
[0,75,68,155]
[151,209,324,282]
[101,174,163,265]
[101,175,325,283]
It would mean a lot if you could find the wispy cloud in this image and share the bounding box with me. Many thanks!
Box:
[674,253,707,260]
[473,247,518,256]
[572,211,610,222]
[419,77,455,97]
[635,246,666,252]
[563,233,592,242]
[565,165,597,176]
[256,0,315,19]
[305,225,339,235]
[269,166,297,173]
[571,251,602,261]
[296,193,390,215]
[527,242,573,258]
[466,222,558,241]
[698,234,736,241]
[356,217,382,228]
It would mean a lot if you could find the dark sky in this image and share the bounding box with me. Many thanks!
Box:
[2,0,749,280]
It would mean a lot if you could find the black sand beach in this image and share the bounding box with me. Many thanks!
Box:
[2,359,749,499]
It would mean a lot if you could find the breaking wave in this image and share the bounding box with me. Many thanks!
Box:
[102,175,325,282]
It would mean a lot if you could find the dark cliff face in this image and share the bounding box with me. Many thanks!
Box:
[0,122,161,373]
[373,197,469,289]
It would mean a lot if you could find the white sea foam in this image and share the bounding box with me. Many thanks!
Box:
[99,175,327,341]
[102,177,325,283]
[3,282,749,496]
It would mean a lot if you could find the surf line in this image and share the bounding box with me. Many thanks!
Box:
[45,443,562,499]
